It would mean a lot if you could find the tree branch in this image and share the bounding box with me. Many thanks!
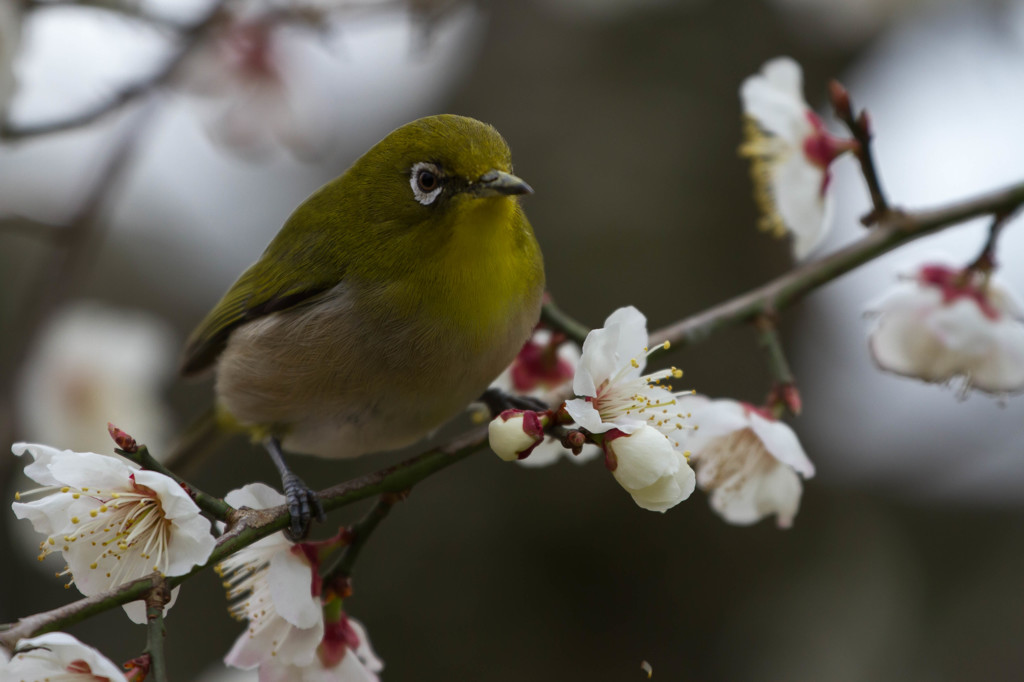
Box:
[0,0,226,141]
[649,179,1024,347]
[144,581,171,682]
[0,425,488,646]
[4,170,1024,649]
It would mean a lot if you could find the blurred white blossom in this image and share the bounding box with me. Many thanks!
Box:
[739,56,853,259]
[3,632,125,680]
[181,16,333,160]
[16,301,176,457]
[259,615,383,682]
[11,443,215,623]
[866,262,1024,394]
[681,396,814,528]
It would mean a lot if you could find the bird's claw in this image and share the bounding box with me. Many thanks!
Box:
[281,472,325,541]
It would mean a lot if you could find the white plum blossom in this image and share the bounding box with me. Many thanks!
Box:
[866,262,1024,394]
[739,56,854,259]
[221,483,324,671]
[259,615,384,682]
[606,424,695,513]
[11,443,215,623]
[16,301,176,457]
[565,306,691,443]
[565,306,696,512]
[680,396,815,528]
[3,632,125,680]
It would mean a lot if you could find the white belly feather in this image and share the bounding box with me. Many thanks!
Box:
[215,282,539,458]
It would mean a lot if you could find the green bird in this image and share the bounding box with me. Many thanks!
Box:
[180,114,545,538]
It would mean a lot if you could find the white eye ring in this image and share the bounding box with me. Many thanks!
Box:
[410,162,443,205]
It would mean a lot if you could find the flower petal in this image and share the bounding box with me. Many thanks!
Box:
[268,549,321,630]
[8,632,126,679]
[563,398,613,433]
[747,411,815,478]
[740,56,810,142]
[773,153,831,259]
[225,482,287,511]
[610,425,679,490]
[628,457,695,512]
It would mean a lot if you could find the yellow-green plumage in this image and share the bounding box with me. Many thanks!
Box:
[181,115,544,458]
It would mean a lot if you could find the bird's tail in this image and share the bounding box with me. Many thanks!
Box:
[163,406,229,478]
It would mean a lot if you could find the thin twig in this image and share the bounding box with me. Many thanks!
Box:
[117,445,233,521]
[968,212,1014,272]
[650,179,1024,348]
[754,314,794,386]
[27,0,191,31]
[322,495,401,587]
[830,80,891,224]
[144,581,171,682]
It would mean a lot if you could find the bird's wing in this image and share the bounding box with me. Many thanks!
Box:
[179,257,337,377]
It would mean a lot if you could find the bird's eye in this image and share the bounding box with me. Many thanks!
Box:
[410,162,443,205]
[417,169,438,192]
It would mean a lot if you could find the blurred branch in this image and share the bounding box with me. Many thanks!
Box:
[650,179,1024,348]
[754,314,801,417]
[0,216,67,242]
[830,80,891,225]
[968,213,1010,272]
[26,0,192,31]
[0,99,158,485]
[0,0,226,141]
[540,300,589,347]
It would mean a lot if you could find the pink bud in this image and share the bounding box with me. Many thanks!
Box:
[107,422,138,453]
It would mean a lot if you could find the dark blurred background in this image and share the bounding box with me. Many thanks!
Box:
[2,0,1024,679]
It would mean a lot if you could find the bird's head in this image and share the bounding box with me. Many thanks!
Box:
[341,115,532,237]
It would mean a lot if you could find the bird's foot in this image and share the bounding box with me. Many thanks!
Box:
[281,471,326,541]
[263,436,326,541]
[479,387,549,417]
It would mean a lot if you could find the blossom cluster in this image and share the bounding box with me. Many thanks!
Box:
[219,484,382,681]
[6,449,382,680]
[487,307,815,527]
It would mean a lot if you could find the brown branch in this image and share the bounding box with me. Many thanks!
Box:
[0,425,488,646]
[650,179,1024,348]
[829,80,891,225]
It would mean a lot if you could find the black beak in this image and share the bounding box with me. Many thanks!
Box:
[469,169,534,197]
